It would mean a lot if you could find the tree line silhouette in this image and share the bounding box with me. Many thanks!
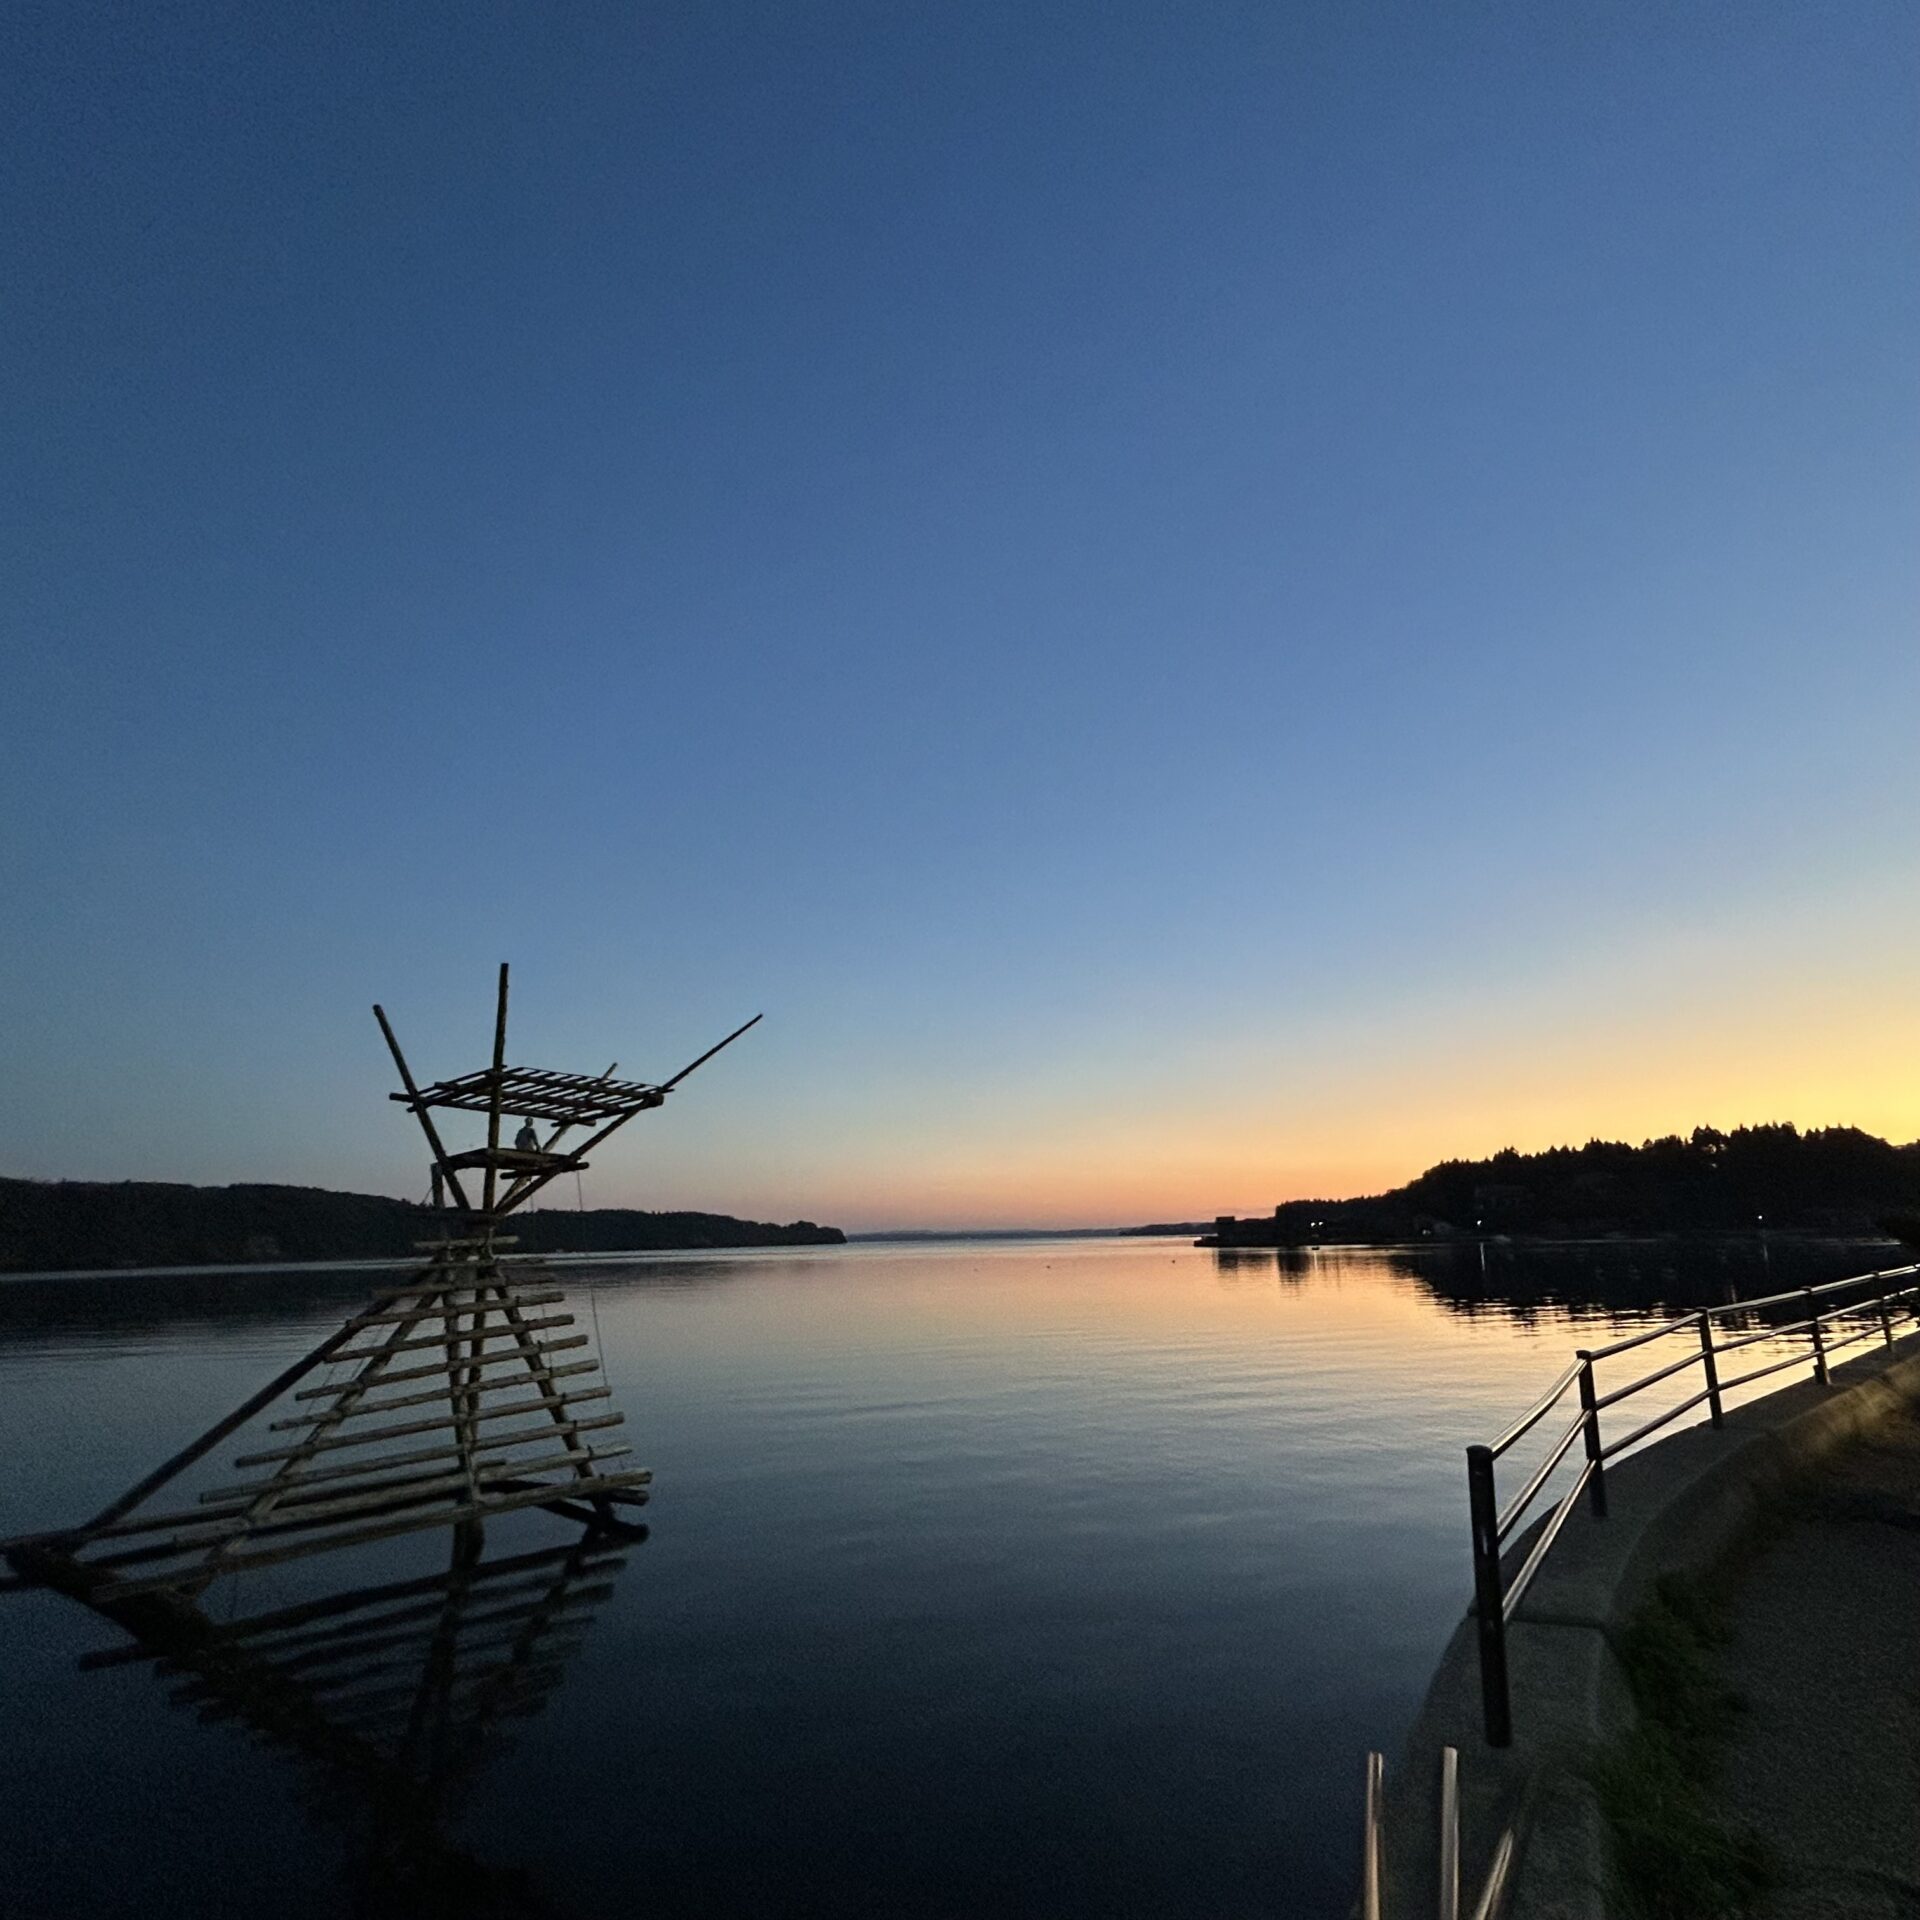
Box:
[0,1177,844,1272]
[1251,1124,1920,1245]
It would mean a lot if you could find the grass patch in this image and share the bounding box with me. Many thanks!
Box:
[1589,1575,1770,1920]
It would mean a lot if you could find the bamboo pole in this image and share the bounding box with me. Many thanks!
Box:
[231,1571,620,1653]
[661,1013,763,1090]
[462,1523,606,1730]
[493,1099,659,1216]
[413,1518,480,1787]
[80,1447,642,1578]
[462,1268,493,1500]
[327,1312,573,1362]
[292,1343,592,1397]
[230,1627,592,1702]
[14,1552,447,1817]
[490,1277,602,1476]
[271,1358,599,1429]
[493,1061,616,1212]
[79,1541,627,1660]
[482,963,510,1217]
[335,1291,563,1328]
[232,1388,614,1467]
[247,1587,614,1671]
[66,1323,358,1536]
[199,1413,629,1507]
[441,1281,480,1504]
[166,1622,563,1694]
[191,1297,441,1583]
[214,1420,625,1520]
[372,1005,473,1214]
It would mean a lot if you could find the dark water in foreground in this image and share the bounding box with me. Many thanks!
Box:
[0,1234,1891,1919]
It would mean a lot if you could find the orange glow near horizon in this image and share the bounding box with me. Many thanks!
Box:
[688,934,1920,1231]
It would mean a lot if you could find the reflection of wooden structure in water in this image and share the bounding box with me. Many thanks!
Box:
[68,1524,638,1916]
[3,962,757,1600]
[76,1528,631,1797]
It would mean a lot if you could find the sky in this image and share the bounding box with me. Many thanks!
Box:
[3,3,1916,1230]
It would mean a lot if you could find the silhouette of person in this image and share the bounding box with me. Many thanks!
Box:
[514,1119,539,1153]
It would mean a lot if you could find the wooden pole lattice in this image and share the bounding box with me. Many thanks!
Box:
[2,964,760,1605]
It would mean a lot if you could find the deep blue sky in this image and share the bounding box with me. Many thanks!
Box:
[5,3,1916,1227]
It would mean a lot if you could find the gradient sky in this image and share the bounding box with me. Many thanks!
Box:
[4,4,1916,1229]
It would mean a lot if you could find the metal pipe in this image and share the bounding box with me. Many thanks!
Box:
[1697,1312,1724,1427]
[1598,1384,1715,1460]
[1438,1745,1461,1920]
[1708,1315,1818,1359]
[1488,1361,1583,1458]
[1817,1321,1888,1363]
[1704,1267,1915,1320]
[1468,1830,1515,1920]
[1714,1348,1821,1395]
[1466,1446,1512,1747]
[1501,1459,1594,1621]
[1497,1411,1588,1542]
[1584,1266,1920,1361]
[1585,1318,1691,1361]
[1536,1267,1920,1374]
[1591,1344,1707,1410]
[1361,1750,1385,1920]
[1576,1355,1607,1517]
[1806,1287,1830,1386]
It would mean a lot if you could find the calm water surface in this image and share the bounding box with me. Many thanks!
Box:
[0,1234,1885,1918]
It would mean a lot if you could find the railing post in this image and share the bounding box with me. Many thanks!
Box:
[1465,1445,1512,1748]
[1576,1353,1608,1516]
[1437,1744,1461,1920]
[1360,1749,1384,1920]
[1696,1312,1724,1428]
[1877,1282,1895,1350]
[1805,1288,1830,1386]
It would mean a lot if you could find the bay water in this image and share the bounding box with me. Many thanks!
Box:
[0,1233,1882,1918]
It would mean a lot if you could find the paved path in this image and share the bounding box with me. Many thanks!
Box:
[1707,1405,1920,1918]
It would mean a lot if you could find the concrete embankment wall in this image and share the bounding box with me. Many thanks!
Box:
[1381,1335,1920,1920]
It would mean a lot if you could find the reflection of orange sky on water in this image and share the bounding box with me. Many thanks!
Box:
[712,1239,1609,1432]
[788,946,1920,1230]
[736,1238,1786,1476]
[807,1239,1580,1354]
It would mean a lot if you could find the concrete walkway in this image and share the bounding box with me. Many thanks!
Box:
[1707,1405,1920,1919]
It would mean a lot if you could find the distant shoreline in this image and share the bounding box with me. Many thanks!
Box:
[0,1243,859,1285]
[1200,1124,1920,1249]
[1194,1226,1907,1252]
[0,1174,845,1274]
[846,1225,1201,1243]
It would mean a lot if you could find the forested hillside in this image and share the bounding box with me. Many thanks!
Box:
[1246,1125,1920,1244]
[0,1177,844,1272]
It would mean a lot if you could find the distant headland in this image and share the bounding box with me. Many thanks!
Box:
[0,1176,845,1274]
[1198,1123,1920,1247]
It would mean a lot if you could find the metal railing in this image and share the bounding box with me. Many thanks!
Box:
[1467,1259,1920,1745]
[1361,1745,1513,1920]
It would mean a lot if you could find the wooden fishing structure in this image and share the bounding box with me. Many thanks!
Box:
[0,965,758,1908]
[4,963,760,1607]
